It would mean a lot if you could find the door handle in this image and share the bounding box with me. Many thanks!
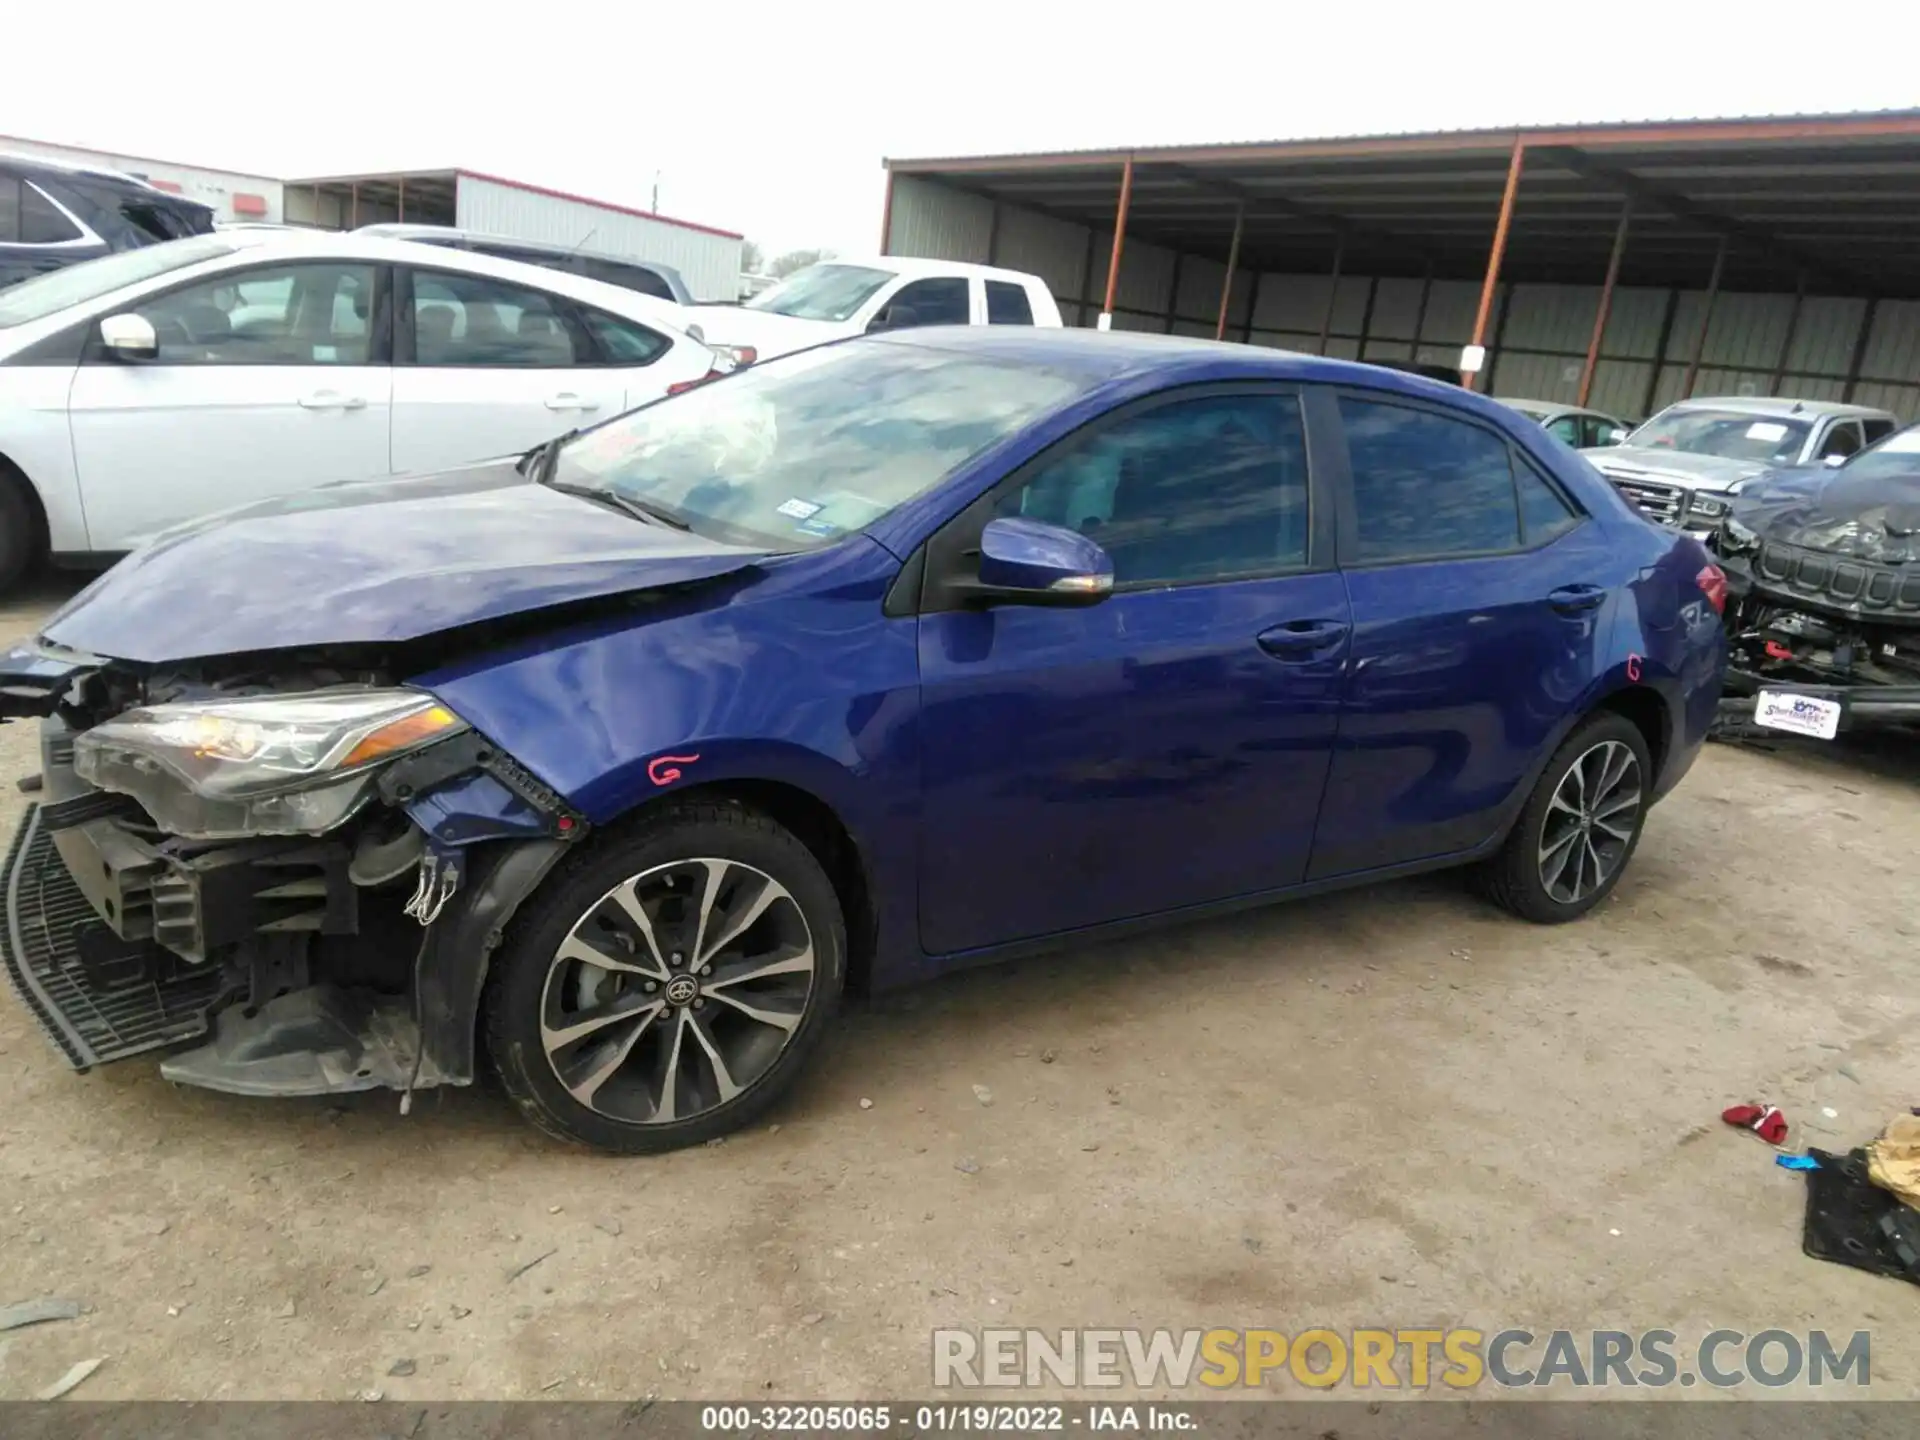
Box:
[1547,584,1606,614]
[543,393,600,412]
[1256,619,1349,659]
[298,391,366,411]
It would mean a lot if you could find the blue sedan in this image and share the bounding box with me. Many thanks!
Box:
[0,328,1727,1152]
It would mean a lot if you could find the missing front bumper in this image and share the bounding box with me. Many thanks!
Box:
[1,804,233,1070]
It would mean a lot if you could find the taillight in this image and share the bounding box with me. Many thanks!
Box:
[666,367,723,397]
[1696,563,1728,615]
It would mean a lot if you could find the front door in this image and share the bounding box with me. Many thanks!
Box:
[916,386,1349,956]
[67,259,391,548]
[1308,391,1622,878]
[389,267,632,474]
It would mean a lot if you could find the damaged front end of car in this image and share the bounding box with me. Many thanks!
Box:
[0,643,582,1099]
[1708,470,1920,737]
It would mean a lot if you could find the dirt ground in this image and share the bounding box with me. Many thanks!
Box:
[1,573,1917,1403]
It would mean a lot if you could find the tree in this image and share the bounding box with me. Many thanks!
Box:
[769,247,835,279]
[740,239,765,275]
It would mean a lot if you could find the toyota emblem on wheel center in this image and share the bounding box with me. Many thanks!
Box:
[664,975,700,1006]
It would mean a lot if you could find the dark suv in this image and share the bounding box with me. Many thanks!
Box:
[355,223,694,304]
[1,154,215,290]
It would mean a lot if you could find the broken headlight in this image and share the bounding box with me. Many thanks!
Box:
[1716,515,1759,554]
[72,689,467,840]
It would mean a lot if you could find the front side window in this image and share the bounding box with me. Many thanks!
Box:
[877,277,969,329]
[130,262,376,365]
[409,271,581,367]
[1342,397,1520,561]
[1000,393,1310,586]
[1818,420,1864,460]
[549,341,1088,549]
[1545,414,1581,447]
[1627,406,1812,464]
[985,280,1035,326]
[743,263,894,321]
[1579,415,1619,449]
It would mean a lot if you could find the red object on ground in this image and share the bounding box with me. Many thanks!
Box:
[1723,1102,1789,1145]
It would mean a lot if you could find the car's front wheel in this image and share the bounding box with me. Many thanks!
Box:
[1476,712,1652,924]
[484,802,845,1153]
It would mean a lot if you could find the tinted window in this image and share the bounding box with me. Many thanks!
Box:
[1545,414,1581,446]
[579,306,669,365]
[985,280,1034,325]
[0,234,235,329]
[1517,458,1581,544]
[21,183,82,244]
[551,343,1088,550]
[579,257,674,301]
[1001,393,1309,585]
[1342,397,1519,561]
[881,277,969,329]
[409,271,582,366]
[0,179,17,243]
[1818,420,1863,460]
[1863,418,1898,444]
[130,262,376,365]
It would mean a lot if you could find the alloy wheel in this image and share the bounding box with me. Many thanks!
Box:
[1537,739,1642,906]
[539,857,816,1125]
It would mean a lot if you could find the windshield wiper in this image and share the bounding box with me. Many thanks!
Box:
[521,428,579,484]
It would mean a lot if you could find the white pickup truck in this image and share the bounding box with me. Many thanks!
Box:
[692,256,1063,363]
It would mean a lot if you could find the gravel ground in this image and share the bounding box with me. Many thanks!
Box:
[1,576,1916,1402]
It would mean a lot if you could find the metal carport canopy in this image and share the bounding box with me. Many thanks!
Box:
[884,112,1920,300]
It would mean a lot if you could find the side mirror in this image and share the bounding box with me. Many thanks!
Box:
[99,313,158,362]
[868,303,919,334]
[1604,427,1631,446]
[972,517,1113,605]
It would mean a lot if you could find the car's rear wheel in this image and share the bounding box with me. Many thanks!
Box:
[0,463,42,594]
[1476,712,1651,924]
[484,802,845,1153]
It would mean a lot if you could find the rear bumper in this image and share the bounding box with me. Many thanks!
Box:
[1,803,232,1070]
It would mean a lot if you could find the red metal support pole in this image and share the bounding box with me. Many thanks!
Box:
[1317,238,1345,354]
[1099,156,1135,331]
[1682,235,1729,399]
[877,171,896,255]
[1465,137,1526,391]
[1214,203,1243,340]
[1578,199,1632,408]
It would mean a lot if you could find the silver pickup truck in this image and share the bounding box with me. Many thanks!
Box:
[1582,396,1900,533]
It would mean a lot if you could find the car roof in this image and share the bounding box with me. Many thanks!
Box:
[1667,394,1895,420]
[152,229,701,337]
[0,148,169,192]
[354,223,686,280]
[820,254,1048,286]
[1497,398,1622,421]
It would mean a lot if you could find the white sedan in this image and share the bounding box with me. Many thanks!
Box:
[0,230,725,587]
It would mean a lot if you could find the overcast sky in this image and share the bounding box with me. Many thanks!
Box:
[6,2,1915,257]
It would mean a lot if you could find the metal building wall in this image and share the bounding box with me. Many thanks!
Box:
[455,176,742,301]
[885,177,1920,421]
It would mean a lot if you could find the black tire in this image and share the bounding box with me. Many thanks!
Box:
[483,801,845,1154]
[0,465,41,594]
[1475,712,1652,924]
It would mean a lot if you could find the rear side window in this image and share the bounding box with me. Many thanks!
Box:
[1341,397,1519,561]
[1516,458,1581,544]
[579,306,669,365]
[985,280,1034,325]
[578,258,674,301]
[0,178,84,245]
[409,270,584,367]
[1864,418,1898,445]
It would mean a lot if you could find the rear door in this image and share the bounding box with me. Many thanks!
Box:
[1310,390,1618,878]
[916,384,1349,955]
[66,258,392,548]
[389,266,636,472]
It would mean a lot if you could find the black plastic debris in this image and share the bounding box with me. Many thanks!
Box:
[1802,1147,1920,1285]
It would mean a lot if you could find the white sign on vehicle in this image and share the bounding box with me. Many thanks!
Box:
[1745,422,1789,442]
[1753,690,1843,740]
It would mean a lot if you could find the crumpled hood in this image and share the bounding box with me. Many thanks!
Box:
[1728,467,1920,564]
[687,304,853,360]
[1583,445,1769,493]
[40,460,767,664]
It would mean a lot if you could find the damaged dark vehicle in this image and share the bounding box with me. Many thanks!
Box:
[1710,424,1920,741]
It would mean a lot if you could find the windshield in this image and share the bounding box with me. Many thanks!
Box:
[1843,425,1920,482]
[744,263,894,322]
[1627,407,1813,464]
[548,340,1090,548]
[0,235,235,329]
